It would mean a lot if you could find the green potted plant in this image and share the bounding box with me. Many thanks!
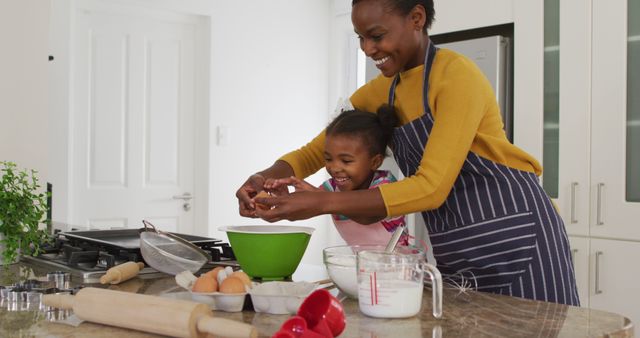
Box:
[0,161,50,265]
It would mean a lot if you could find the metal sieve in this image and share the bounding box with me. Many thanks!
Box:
[139,220,211,275]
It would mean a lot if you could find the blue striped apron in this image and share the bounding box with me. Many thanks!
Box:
[389,42,580,306]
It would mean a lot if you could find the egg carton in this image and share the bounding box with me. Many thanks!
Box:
[190,291,247,312]
[159,290,247,312]
[249,281,317,315]
[174,269,251,312]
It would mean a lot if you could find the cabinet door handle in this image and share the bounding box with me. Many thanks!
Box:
[595,251,603,294]
[570,182,578,223]
[571,248,578,263]
[596,183,605,225]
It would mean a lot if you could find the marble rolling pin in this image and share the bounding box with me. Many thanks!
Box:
[43,287,257,338]
[100,262,145,284]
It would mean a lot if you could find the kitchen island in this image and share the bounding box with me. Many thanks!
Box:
[0,263,633,338]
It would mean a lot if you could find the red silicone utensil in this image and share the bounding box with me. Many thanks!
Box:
[297,289,346,337]
[273,316,326,338]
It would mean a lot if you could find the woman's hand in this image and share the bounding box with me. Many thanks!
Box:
[255,177,324,222]
[235,173,266,218]
[235,161,297,218]
[254,190,327,222]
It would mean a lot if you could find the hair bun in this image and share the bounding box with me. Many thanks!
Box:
[376,104,399,130]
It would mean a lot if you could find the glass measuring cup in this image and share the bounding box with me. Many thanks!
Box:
[357,250,442,319]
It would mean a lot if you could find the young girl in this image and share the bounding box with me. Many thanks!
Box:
[264,106,408,246]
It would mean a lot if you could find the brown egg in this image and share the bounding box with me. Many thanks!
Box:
[204,266,225,280]
[254,190,271,211]
[230,271,252,288]
[219,277,245,294]
[192,276,218,293]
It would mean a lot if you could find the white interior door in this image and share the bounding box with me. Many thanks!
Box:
[71,2,201,233]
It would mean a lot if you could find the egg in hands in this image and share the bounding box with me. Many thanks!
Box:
[254,190,273,211]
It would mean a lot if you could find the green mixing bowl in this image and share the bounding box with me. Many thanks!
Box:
[220,225,314,281]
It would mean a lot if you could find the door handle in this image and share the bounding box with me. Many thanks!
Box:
[570,182,578,223]
[596,183,604,225]
[595,251,603,295]
[173,193,193,212]
[571,248,578,263]
[172,193,193,201]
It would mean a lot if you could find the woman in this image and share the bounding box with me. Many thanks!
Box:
[236,0,579,306]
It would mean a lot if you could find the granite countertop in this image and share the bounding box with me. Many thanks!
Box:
[0,263,633,338]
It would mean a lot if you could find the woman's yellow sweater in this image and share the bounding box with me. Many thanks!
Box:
[280,48,541,217]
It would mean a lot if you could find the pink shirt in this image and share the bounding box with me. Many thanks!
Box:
[321,170,408,246]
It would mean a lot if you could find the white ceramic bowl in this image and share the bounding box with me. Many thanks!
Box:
[323,246,364,299]
[323,245,426,299]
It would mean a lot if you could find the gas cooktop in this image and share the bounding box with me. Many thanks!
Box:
[22,228,239,283]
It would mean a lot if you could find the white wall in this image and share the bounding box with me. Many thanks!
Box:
[431,0,513,34]
[48,0,73,222]
[206,1,332,266]
[0,0,51,180]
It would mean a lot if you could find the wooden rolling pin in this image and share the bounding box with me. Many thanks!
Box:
[100,262,145,285]
[43,287,257,338]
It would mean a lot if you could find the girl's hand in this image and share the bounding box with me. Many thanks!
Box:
[235,174,266,218]
[263,177,290,197]
[267,176,321,193]
[254,191,327,222]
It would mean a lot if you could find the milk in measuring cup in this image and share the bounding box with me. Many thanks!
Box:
[358,279,423,318]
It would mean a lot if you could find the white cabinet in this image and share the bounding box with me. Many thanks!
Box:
[590,0,640,239]
[546,0,640,327]
[553,1,640,239]
[554,0,591,238]
[589,239,640,325]
[569,236,640,327]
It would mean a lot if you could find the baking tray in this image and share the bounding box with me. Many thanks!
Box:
[60,228,221,250]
